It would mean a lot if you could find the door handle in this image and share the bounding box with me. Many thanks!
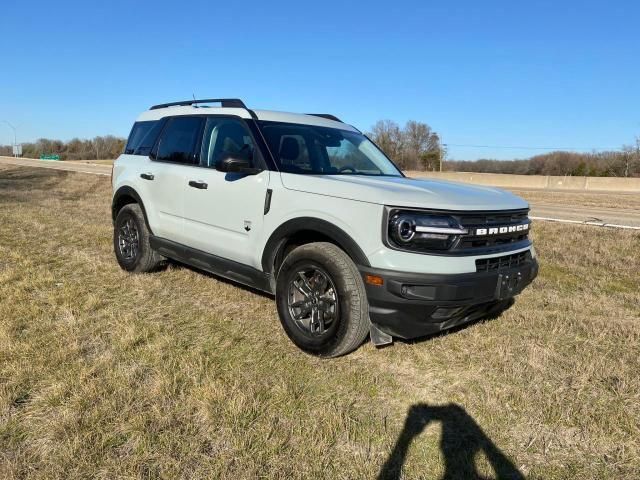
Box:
[140,173,154,180]
[188,180,208,190]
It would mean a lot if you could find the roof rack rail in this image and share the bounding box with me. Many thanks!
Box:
[307,113,343,122]
[150,98,247,110]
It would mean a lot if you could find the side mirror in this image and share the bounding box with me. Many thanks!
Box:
[216,156,262,175]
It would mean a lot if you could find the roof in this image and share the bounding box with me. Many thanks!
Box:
[135,105,358,132]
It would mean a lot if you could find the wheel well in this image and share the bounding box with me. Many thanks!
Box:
[111,187,152,233]
[264,217,371,281]
[271,230,337,276]
[112,194,138,222]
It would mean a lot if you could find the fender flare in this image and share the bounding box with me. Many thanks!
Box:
[261,217,371,273]
[111,186,152,233]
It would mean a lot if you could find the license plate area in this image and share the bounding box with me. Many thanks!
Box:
[495,270,524,300]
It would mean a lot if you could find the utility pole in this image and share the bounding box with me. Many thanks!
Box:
[439,137,445,172]
[2,120,17,157]
[635,137,640,175]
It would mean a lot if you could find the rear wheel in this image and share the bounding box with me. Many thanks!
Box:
[276,242,370,357]
[113,203,162,273]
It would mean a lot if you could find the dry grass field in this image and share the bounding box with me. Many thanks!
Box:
[1,165,639,479]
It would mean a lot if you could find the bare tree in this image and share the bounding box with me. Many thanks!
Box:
[92,136,105,160]
[404,120,430,170]
[369,120,405,167]
[369,120,443,171]
[621,136,640,177]
[403,120,441,170]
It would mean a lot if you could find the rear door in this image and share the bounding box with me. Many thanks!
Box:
[181,116,270,267]
[145,116,204,244]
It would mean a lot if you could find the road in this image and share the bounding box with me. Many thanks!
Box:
[528,203,640,228]
[0,156,112,176]
[2,156,639,228]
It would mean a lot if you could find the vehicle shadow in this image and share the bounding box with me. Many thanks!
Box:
[161,259,514,343]
[164,259,274,299]
[378,403,524,480]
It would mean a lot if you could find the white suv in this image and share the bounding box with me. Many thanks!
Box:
[112,98,538,357]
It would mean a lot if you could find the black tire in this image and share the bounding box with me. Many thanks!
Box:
[113,203,162,273]
[275,242,370,358]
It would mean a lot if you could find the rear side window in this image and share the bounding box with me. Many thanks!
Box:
[153,117,204,164]
[125,121,163,155]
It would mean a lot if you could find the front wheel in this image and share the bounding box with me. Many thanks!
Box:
[113,203,163,273]
[275,242,370,357]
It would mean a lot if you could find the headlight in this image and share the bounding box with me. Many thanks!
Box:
[387,210,468,252]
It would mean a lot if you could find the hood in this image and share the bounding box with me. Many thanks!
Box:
[280,173,529,211]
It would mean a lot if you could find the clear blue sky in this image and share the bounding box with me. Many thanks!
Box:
[1,0,638,160]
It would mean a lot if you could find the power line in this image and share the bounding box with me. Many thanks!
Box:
[444,143,622,152]
[1,120,17,145]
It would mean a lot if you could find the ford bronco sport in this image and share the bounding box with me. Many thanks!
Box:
[112,98,538,357]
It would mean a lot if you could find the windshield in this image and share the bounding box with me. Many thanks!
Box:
[258,121,403,176]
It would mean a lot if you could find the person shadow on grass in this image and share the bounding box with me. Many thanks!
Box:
[378,403,524,480]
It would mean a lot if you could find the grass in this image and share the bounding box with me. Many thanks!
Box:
[0,165,638,479]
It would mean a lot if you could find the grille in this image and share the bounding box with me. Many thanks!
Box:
[475,251,531,273]
[453,209,530,252]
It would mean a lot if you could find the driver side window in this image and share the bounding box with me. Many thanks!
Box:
[200,117,256,168]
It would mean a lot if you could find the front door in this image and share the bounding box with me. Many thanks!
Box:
[182,116,270,268]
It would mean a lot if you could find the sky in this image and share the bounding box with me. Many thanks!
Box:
[1,0,638,160]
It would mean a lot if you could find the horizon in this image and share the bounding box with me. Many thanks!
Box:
[1,0,638,161]
[1,133,630,164]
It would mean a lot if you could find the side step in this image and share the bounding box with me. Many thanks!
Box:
[370,323,393,347]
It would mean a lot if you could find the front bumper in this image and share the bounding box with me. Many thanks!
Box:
[359,257,538,339]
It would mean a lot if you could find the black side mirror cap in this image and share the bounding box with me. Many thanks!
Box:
[216,156,262,175]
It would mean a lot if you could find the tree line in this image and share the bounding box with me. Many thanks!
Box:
[0,136,125,161]
[366,121,640,177]
[2,122,638,177]
[444,146,640,177]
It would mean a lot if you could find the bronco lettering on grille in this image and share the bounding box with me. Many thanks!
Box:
[474,223,529,236]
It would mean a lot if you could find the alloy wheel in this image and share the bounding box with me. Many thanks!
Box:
[287,265,339,336]
[118,217,139,261]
